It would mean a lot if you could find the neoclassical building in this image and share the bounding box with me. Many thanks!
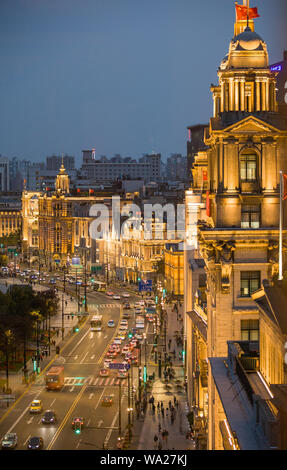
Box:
[185,11,287,450]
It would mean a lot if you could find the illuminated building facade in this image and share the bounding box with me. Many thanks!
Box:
[185,8,287,450]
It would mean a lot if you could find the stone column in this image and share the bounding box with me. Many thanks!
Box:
[234,79,239,111]
[256,79,261,111]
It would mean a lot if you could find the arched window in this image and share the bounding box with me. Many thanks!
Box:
[240,149,257,182]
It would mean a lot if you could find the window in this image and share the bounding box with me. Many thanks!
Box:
[241,319,259,341]
[240,151,257,182]
[241,205,260,228]
[240,271,261,297]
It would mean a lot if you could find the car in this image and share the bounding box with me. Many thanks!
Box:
[135,333,143,340]
[103,358,113,368]
[117,369,128,379]
[72,417,84,429]
[107,320,115,328]
[113,295,121,300]
[106,291,114,297]
[119,324,128,331]
[50,278,56,284]
[121,345,131,355]
[134,301,142,308]
[29,399,42,414]
[118,332,126,341]
[99,368,110,377]
[42,410,56,424]
[120,319,128,326]
[1,433,17,449]
[27,437,44,450]
[122,293,130,298]
[113,337,122,344]
[135,308,143,315]
[123,302,131,309]
[122,312,131,319]
[139,300,145,306]
[107,350,117,358]
[102,395,113,407]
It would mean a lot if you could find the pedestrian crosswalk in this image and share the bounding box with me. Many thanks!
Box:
[93,303,122,309]
[63,376,127,388]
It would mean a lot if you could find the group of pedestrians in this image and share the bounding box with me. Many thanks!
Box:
[152,397,180,449]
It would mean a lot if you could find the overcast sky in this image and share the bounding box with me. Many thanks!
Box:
[0,0,286,165]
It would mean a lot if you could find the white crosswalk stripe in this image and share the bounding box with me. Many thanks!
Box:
[91,377,127,387]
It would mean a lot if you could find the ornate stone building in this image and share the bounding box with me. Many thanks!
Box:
[185,10,287,450]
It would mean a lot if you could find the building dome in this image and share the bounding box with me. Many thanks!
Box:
[232,27,263,51]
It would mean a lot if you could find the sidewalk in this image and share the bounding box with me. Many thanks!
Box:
[0,281,80,415]
[130,302,194,450]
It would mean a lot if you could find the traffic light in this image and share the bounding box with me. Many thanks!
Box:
[162,289,166,298]
[155,296,158,304]
[74,326,79,333]
[128,330,133,339]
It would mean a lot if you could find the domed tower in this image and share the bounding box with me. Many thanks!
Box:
[211,26,277,117]
[55,158,70,195]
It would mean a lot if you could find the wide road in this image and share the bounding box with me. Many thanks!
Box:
[0,280,153,450]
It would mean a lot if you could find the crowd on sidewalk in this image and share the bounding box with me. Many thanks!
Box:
[131,299,194,451]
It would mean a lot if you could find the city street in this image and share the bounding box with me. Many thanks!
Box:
[0,276,154,450]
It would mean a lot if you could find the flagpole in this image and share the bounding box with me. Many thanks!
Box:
[279,170,283,281]
[247,0,249,27]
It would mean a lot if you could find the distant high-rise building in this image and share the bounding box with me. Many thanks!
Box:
[187,124,208,182]
[270,50,287,116]
[80,150,161,183]
[0,156,10,192]
[166,154,188,182]
[46,154,75,171]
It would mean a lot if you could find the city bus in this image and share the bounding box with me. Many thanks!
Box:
[90,314,103,331]
[45,366,65,391]
[93,281,107,292]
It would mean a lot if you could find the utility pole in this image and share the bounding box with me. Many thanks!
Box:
[118,380,122,438]
[84,249,88,313]
[62,293,64,340]
[127,371,132,441]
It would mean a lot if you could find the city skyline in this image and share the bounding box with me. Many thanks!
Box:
[0,0,286,165]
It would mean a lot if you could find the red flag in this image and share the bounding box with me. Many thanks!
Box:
[236,5,260,21]
[202,170,208,181]
[283,174,287,200]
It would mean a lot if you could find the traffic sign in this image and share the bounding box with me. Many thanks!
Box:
[109,362,130,370]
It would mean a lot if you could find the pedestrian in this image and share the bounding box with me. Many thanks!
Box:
[153,434,158,449]
[158,440,162,450]
[152,404,155,414]
[157,402,160,410]
[161,408,164,418]
[158,423,161,433]
[166,408,169,417]
[173,395,176,405]
[161,401,163,409]
[169,400,172,410]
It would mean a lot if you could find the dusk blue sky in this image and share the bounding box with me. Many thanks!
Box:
[0,0,286,165]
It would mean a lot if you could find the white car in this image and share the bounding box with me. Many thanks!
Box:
[139,300,145,306]
[113,295,121,300]
[122,293,130,298]
[134,302,142,308]
[107,320,115,328]
[114,337,122,345]
[120,319,128,326]
[119,325,128,331]
[103,358,112,368]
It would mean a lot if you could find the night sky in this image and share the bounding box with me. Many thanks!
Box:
[0,0,286,165]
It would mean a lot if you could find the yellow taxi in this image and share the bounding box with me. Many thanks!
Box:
[29,399,43,414]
